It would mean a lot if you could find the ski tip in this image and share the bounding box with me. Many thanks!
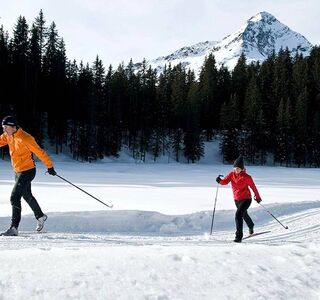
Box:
[242,230,271,240]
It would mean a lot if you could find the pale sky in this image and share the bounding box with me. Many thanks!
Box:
[0,0,319,67]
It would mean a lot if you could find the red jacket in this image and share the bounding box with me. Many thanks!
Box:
[219,170,261,201]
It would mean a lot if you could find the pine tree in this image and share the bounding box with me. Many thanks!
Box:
[198,53,219,140]
[169,64,188,162]
[134,60,157,161]
[32,10,47,65]
[292,53,309,100]
[273,48,293,109]
[293,87,308,166]
[10,16,30,119]
[170,63,187,129]
[108,63,128,157]
[244,75,267,164]
[216,65,232,129]
[74,62,93,160]
[149,128,162,162]
[220,94,241,162]
[0,26,10,113]
[91,56,106,159]
[258,52,276,147]
[183,73,204,163]
[65,59,79,156]
[231,53,248,120]
[171,128,184,162]
[42,22,68,153]
[156,65,173,157]
[275,98,293,166]
[124,59,139,151]
[28,12,48,140]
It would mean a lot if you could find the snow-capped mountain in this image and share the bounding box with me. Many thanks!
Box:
[144,11,313,74]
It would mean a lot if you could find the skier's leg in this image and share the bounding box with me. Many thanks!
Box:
[10,169,36,228]
[10,183,22,229]
[22,169,44,219]
[234,200,252,240]
[234,201,244,240]
[242,200,254,231]
[23,183,44,219]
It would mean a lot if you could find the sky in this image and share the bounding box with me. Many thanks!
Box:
[0,0,319,67]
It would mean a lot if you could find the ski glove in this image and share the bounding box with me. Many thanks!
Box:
[216,175,223,183]
[255,197,262,203]
[47,167,57,176]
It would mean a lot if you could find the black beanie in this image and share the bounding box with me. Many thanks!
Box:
[2,116,17,127]
[233,155,244,169]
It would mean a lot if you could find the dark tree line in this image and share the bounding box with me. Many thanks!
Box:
[1,11,320,166]
[220,50,320,167]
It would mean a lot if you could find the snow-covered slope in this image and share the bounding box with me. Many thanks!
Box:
[145,11,313,74]
[1,153,320,299]
[145,40,219,74]
[0,202,319,299]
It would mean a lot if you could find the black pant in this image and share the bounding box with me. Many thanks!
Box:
[10,168,44,228]
[234,199,254,239]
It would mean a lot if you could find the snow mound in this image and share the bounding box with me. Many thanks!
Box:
[1,201,318,235]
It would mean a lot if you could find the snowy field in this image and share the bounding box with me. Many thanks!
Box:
[0,152,320,299]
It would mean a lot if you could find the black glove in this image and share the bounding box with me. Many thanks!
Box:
[255,197,262,203]
[47,167,57,176]
[216,175,223,183]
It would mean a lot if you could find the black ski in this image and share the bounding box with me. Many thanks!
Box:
[242,230,271,240]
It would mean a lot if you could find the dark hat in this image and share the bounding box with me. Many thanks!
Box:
[233,155,244,169]
[2,116,17,127]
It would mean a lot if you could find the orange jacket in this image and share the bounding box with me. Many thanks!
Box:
[0,128,53,173]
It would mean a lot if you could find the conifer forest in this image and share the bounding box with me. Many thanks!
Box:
[1,11,320,166]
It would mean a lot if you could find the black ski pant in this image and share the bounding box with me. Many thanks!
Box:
[10,168,44,229]
[234,199,254,239]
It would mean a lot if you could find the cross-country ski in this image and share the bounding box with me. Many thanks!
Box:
[242,231,272,240]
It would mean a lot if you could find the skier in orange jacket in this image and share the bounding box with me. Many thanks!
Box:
[0,116,57,236]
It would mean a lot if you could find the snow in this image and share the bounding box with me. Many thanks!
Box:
[0,145,320,299]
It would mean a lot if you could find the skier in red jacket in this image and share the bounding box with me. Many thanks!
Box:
[216,156,262,243]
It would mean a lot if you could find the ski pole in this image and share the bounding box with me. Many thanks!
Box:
[52,173,113,209]
[258,202,288,229]
[210,183,220,235]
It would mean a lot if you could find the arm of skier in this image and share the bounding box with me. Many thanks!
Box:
[216,172,232,185]
[0,134,8,147]
[24,135,56,175]
[247,175,261,202]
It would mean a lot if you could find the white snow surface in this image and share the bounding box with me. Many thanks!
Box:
[0,146,320,299]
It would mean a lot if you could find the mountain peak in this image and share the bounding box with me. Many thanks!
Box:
[145,12,313,74]
[249,11,277,23]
